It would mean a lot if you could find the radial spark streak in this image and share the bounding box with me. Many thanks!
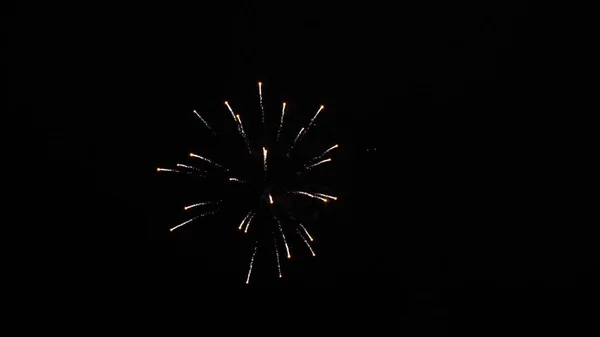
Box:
[291,191,328,202]
[269,193,274,204]
[156,168,181,173]
[314,192,338,201]
[306,105,324,131]
[276,217,291,258]
[287,127,305,156]
[293,128,304,146]
[189,153,227,170]
[176,164,206,176]
[176,163,203,172]
[299,223,314,241]
[169,209,219,232]
[229,177,245,183]
[308,144,338,163]
[273,235,282,278]
[244,213,254,233]
[184,200,217,211]
[236,114,252,153]
[238,211,252,230]
[245,243,258,284]
[224,101,236,121]
[192,110,213,132]
[258,82,265,124]
[297,229,316,256]
[277,102,286,141]
[170,216,198,232]
[306,158,331,170]
[263,147,268,173]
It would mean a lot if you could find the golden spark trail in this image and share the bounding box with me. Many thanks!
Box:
[277,102,286,141]
[156,168,181,173]
[273,235,282,278]
[276,217,291,259]
[314,192,338,201]
[297,228,316,256]
[192,110,213,132]
[170,216,198,232]
[287,127,304,156]
[263,147,268,173]
[238,211,252,230]
[169,209,219,232]
[291,190,328,202]
[229,177,245,183]
[184,200,217,211]
[176,163,203,172]
[306,105,324,131]
[299,223,314,241]
[189,153,227,170]
[245,243,258,284]
[258,82,265,124]
[244,213,254,233]
[308,144,338,164]
[224,101,236,121]
[176,164,206,177]
[306,158,331,170]
[293,128,304,146]
[236,114,252,153]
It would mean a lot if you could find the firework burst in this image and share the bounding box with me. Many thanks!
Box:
[157,81,339,284]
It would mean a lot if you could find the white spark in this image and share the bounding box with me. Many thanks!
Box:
[169,209,219,232]
[184,200,218,211]
[258,82,265,124]
[293,128,305,145]
[238,211,252,230]
[290,190,328,203]
[307,144,338,164]
[245,243,258,284]
[306,158,332,170]
[236,114,252,153]
[277,102,286,141]
[299,223,314,241]
[263,147,268,173]
[224,101,236,121]
[244,213,255,233]
[170,216,198,232]
[276,217,291,259]
[189,153,227,170]
[176,164,206,177]
[287,127,305,156]
[314,192,338,201]
[297,229,316,256]
[176,163,203,172]
[274,235,282,278]
[156,168,181,173]
[307,105,324,131]
[192,110,213,132]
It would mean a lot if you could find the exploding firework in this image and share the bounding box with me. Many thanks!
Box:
[157,81,339,284]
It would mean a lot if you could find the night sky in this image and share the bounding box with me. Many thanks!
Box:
[16,1,593,333]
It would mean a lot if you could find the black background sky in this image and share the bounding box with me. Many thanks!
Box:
[14,1,594,333]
